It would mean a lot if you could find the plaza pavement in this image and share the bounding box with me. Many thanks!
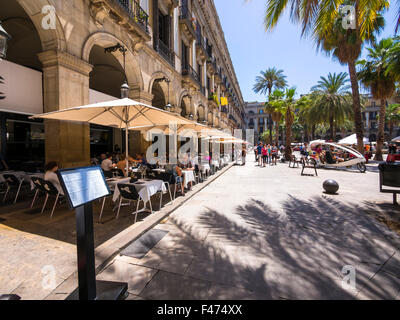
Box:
[96,155,400,300]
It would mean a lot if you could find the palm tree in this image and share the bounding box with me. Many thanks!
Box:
[263,0,388,153]
[269,89,285,145]
[309,72,353,141]
[358,38,397,161]
[269,88,298,160]
[386,103,400,139]
[253,68,287,143]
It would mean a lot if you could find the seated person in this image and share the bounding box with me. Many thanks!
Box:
[173,165,185,196]
[325,146,344,164]
[116,154,129,177]
[44,161,64,195]
[101,153,115,173]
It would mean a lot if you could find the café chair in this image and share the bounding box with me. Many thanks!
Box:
[2,174,31,204]
[40,180,64,218]
[156,172,174,207]
[116,183,146,221]
[30,177,49,209]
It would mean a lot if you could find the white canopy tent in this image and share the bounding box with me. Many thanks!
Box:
[339,134,369,145]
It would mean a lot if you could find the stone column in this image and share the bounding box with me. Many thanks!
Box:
[39,50,93,169]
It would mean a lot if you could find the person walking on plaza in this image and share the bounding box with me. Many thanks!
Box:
[271,144,278,165]
[257,142,263,166]
[267,144,272,165]
[242,146,247,166]
[262,144,268,167]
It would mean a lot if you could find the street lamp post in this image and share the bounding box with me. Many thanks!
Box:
[0,21,11,60]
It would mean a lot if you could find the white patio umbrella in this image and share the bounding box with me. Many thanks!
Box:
[391,136,400,143]
[339,134,369,145]
[31,98,192,174]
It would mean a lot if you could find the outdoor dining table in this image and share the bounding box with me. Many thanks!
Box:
[182,170,196,188]
[198,163,210,174]
[112,179,167,204]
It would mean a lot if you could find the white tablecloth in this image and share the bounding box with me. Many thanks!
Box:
[198,164,210,173]
[182,170,195,188]
[112,179,167,203]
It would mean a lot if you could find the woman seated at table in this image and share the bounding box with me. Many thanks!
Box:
[174,165,185,196]
[116,154,132,177]
[44,161,64,195]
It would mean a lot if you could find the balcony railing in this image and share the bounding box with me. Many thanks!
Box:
[116,0,149,33]
[182,62,200,84]
[179,0,195,35]
[221,106,228,114]
[157,39,175,67]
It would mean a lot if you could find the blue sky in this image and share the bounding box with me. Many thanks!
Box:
[214,0,399,102]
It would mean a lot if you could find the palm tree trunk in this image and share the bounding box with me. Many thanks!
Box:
[285,108,292,160]
[275,121,279,146]
[389,121,393,139]
[312,125,316,140]
[329,113,334,141]
[375,99,386,161]
[268,114,273,144]
[348,60,365,154]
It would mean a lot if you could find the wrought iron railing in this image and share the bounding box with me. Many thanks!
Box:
[157,39,175,67]
[116,0,149,33]
[182,62,200,84]
[179,0,195,33]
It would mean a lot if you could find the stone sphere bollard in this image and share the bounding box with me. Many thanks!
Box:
[323,179,339,194]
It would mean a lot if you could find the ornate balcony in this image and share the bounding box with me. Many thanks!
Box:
[89,0,151,44]
[207,56,217,74]
[196,25,207,60]
[156,39,175,67]
[179,0,196,40]
[182,62,200,87]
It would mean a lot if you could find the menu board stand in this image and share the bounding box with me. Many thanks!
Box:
[66,202,127,300]
[58,166,127,300]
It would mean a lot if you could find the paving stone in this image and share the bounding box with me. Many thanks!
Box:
[139,271,211,300]
[96,260,158,296]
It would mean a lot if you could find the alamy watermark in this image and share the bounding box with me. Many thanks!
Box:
[41,265,57,290]
[341,265,357,292]
[340,5,356,30]
[41,5,56,30]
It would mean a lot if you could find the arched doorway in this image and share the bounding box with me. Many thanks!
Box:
[89,44,127,98]
[88,44,128,156]
[207,111,213,126]
[197,105,205,123]
[0,0,45,170]
[151,80,167,109]
[180,95,191,118]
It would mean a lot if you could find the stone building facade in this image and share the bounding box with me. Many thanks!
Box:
[244,101,273,144]
[0,0,245,168]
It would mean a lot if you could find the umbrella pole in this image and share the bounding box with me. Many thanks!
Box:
[125,122,129,178]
